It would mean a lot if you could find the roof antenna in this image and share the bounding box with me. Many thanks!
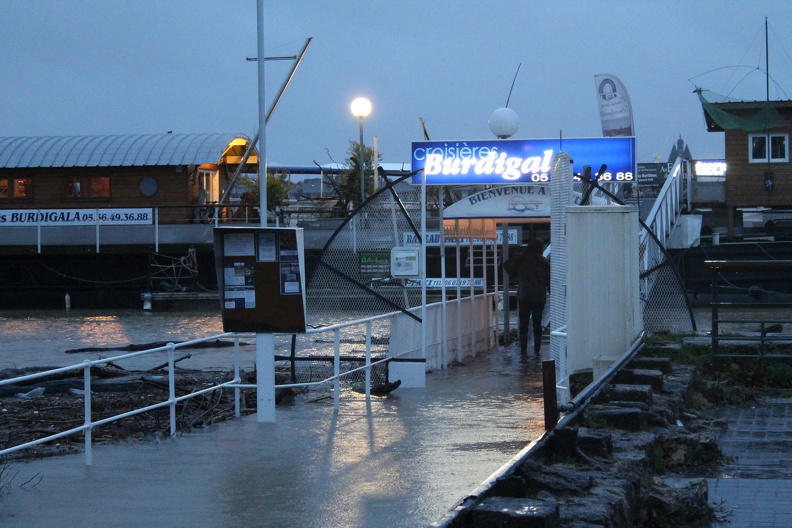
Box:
[419,117,430,141]
[506,63,522,108]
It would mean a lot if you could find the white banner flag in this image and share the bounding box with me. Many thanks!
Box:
[595,74,634,137]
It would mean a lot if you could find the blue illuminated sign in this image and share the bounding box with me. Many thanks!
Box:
[411,137,635,185]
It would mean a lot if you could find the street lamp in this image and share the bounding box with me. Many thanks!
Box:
[488,107,519,139]
[350,97,372,203]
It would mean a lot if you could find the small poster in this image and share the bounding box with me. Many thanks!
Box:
[391,247,421,277]
[224,262,255,286]
[224,288,256,309]
[223,233,255,257]
[359,251,391,279]
[257,232,277,262]
[223,262,255,309]
[280,262,301,295]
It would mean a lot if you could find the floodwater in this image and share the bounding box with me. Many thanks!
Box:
[0,309,229,370]
[4,305,784,526]
[0,309,547,528]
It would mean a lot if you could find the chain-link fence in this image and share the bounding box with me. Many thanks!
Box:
[276,174,425,394]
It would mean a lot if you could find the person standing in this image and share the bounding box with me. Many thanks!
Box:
[503,238,550,354]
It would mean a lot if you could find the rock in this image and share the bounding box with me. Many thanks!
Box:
[614,368,665,391]
[585,405,645,431]
[576,428,613,458]
[607,383,653,404]
[518,460,597,495]
[641,478,710,525]
[15,387,45,399]
[469,496,560,527]
[551,427,579,459]
[629,356,673,375]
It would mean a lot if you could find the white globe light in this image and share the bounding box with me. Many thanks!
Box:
[351,97,372,118]
[488,107,519,139]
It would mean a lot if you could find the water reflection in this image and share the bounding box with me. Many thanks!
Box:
[0,310,226,370]
[2,323,547,528]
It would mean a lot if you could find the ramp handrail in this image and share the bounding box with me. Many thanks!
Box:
[642,157,691,249]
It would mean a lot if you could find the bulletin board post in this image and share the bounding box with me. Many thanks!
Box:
[214,226,308,423]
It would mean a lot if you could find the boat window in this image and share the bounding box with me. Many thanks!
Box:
[749,133,789,163]
[0,178,32,201]
[64,176,110,200]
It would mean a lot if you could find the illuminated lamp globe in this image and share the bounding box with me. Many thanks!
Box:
[350,97,372,118]
[488,107,519,139]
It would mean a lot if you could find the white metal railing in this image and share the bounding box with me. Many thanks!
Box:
[0,205,267,254]
[390,292,497,370]
[0,335,242,465]
[643,157,691,249]
[639,157,691,304]
[0,294,497,464]
[550,325,569,401]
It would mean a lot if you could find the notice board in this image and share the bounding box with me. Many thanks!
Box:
[213,226,307,333]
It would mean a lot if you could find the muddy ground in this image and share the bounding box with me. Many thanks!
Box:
[0,366,265,461]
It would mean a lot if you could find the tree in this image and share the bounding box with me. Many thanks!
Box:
[236,170,292,212]
[323,141,382,211]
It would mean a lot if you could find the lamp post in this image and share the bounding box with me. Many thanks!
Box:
[350,97,372,204]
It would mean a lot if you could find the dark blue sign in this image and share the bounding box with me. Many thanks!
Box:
[411,137,635,185]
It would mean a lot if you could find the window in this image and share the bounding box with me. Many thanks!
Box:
[64,176,110,200]
[0,177,32,201]
[749,133,789,163]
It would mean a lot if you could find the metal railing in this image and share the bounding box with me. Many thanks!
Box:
[643,157,691,248]
[0,294,498,464]
[0,204,424,253]
[705,259,792,368]
[0,335,242,465]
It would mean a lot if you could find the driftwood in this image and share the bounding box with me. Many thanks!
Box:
[147,353,192,372]
[64,339,246,354]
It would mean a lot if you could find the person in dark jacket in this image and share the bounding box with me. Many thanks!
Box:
[503,238,551,354]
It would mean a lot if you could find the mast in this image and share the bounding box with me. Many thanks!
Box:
[764,17,773,193]
[765,16,769,103]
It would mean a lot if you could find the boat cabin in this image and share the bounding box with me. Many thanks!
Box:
[699,92,792,235]
[0,133,260,252]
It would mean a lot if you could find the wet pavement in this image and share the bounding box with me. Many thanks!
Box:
[0,343,546,528]
[683,307,792,527]
[701,397,792,527]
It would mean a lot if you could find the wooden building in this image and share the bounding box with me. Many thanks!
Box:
[699,91,792,235]
[0,133,259,308]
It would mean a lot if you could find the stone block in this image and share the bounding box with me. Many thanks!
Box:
[607,383,653,404]
[641,342,683,356]
[470,496,560,527]
[577,428,613,458]
[629,356,673,375]
[615,369,663,391]
[586,405,645,431]
[631,369,664,391]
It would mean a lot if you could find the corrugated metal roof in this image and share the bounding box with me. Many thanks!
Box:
[0,133,252,168]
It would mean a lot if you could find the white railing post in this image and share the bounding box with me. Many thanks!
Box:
[234,335,241,417]
[154,207,160,252]
[95,208,100,253]
[469,235,475,357]
[456,220,462,361]
[83,360,92,466]
[168,343,177,436]
[334,328,341,412]
[37,210,42,253]
[256,333,276,422]
[365,321,372,399]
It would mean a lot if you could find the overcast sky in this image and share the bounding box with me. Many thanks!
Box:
[3,1,792,168]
